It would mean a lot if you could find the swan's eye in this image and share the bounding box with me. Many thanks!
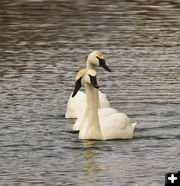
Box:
[96,56,101,60]
[96,56,105,63]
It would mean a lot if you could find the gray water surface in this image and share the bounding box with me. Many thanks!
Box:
[0,0,180,185]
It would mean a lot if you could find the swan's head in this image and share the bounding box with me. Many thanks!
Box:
[87,50,111,72]
[72,69,86,97]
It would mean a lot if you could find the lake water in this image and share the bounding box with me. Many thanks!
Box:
[0,0,180,185]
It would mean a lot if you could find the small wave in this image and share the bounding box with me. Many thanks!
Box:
[134,135,178,140]
[136,124,180,132]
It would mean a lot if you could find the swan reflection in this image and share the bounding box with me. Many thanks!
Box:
[82,141,102,184]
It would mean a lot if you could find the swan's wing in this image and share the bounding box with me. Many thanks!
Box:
[72,77,82,97]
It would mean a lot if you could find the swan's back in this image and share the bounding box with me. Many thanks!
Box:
[98,107,117,120]
[100,112,135,140]
[65,91,86,118]
[99,91,110,108]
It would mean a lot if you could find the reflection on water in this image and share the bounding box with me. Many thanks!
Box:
[0,0,180,185]
[84,150,101,175]
[82,142,102,185]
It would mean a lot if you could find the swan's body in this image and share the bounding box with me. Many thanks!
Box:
[69,50,136,140]
[65,90,110,118]
[78,82,136,140]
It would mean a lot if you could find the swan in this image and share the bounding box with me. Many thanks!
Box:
[65,69,110,119]
[72,50,137,140]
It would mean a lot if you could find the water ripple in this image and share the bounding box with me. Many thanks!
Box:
[0,0,180,185]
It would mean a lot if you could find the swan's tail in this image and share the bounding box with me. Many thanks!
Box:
[132,122,137,129]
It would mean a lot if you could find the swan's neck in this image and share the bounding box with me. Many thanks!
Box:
[79,83,102,140]
[86,60,96,70]
[85,61,101,107]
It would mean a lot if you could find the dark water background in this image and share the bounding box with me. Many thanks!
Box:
[0,0,180,185]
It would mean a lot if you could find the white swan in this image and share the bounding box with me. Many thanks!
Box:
[65,69,110,119]
[72,50,137,140]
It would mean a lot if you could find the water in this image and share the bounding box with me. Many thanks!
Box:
[0,0,180,185]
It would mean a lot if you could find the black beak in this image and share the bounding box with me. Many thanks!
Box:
[72,77,82,97]
[97,57,111,72]
[89,75,99,89]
